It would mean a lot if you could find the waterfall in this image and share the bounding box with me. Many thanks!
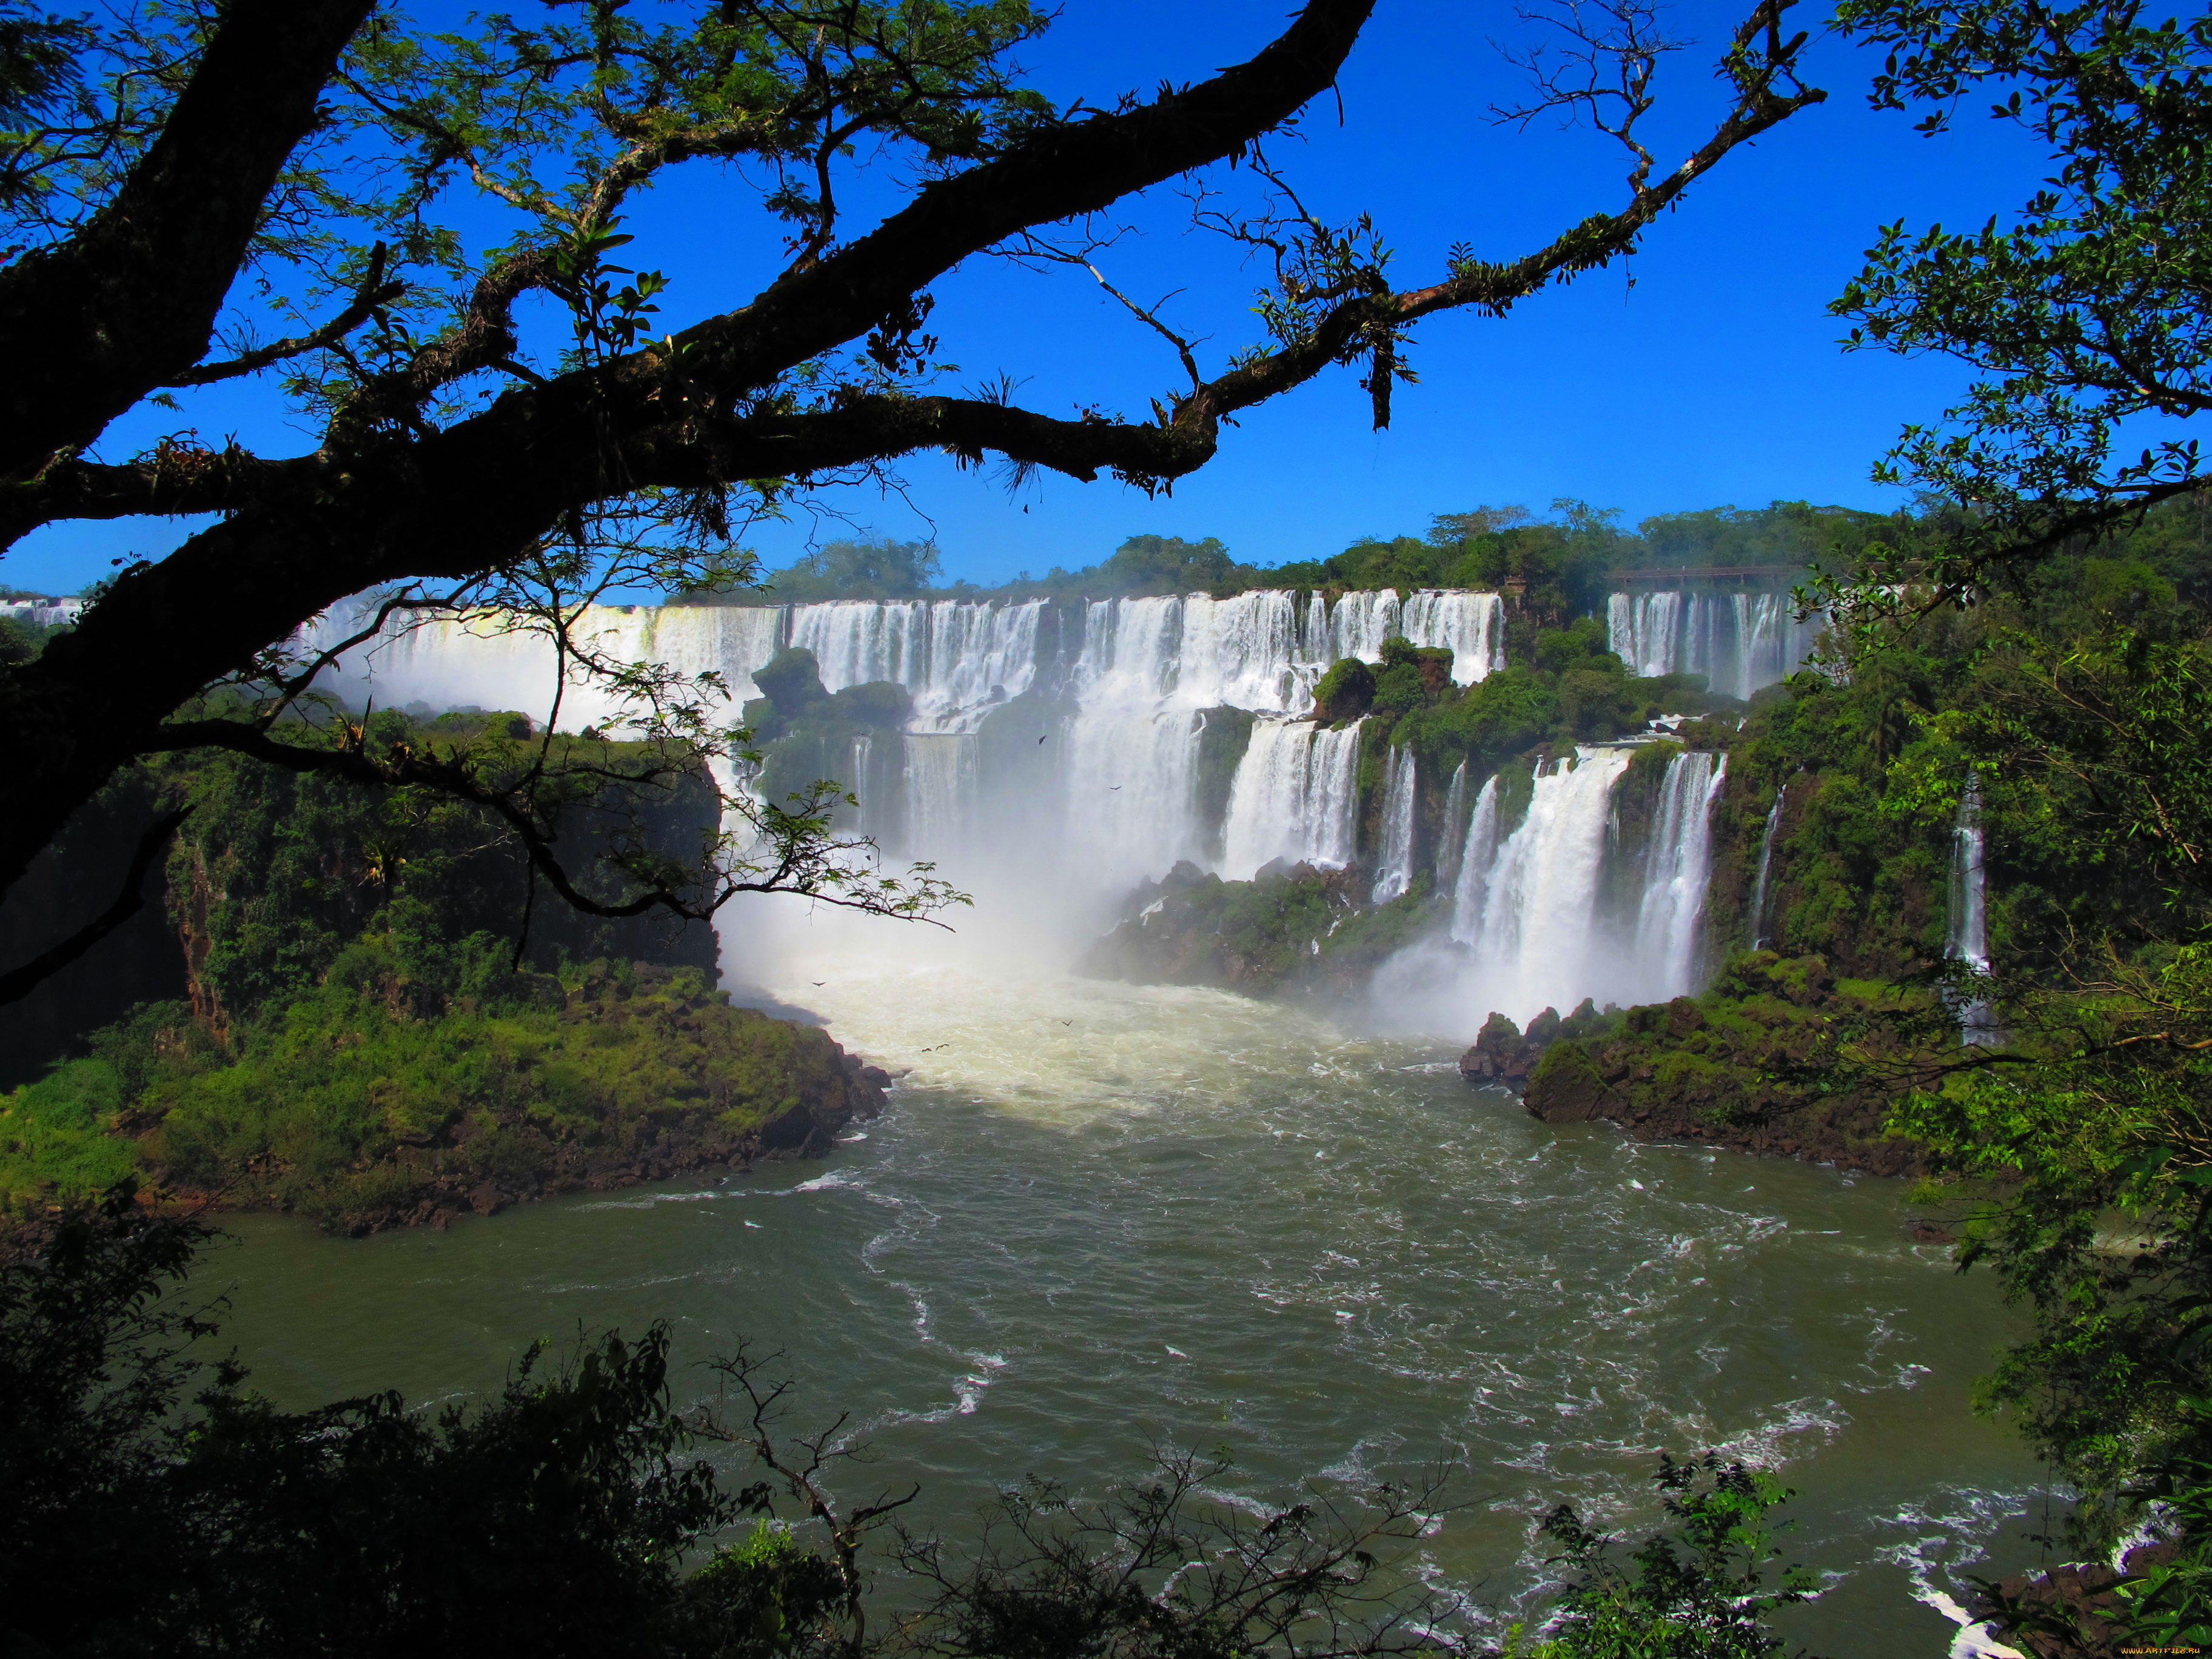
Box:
[1449,776,1501,943]
[1435,763,1470,894]
[1748,785,1785,950]
[1949,776,1997,1045]
[1221,719,1364,876]
[1424,744,1728,1025]
[1635,751,1728,991]
[315,586,1506,736]
[1463,749,1637,1013]
[1608,592,1681,679]
[1324,589,1403,664]
[315,587,1735,976]
[1948,777,1989,973]
[1370,744,1418,903]
[300,585,1765,1031]
[309,602,789,732]
[790,598,1043,732]
[1395,591,1507,683]
[902,734,976,854]
[1605,589,1818,699]
[1063,705,1213,890]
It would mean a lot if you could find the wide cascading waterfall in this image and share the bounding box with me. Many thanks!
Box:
[1385,742,1729,1032]
[1606,591,1818,699]
[303,585,1760,1044]
[789,598,1043,732]
[312,586,1787,990]
[1748,785,1785,950]
[1220,719,1364,876]
[1634,751,1729,991]
[1369,745,1418,903]
[317,584,1498,747]
[311,602,789,729]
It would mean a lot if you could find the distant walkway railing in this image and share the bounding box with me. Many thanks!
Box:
[1606,565,1808,587]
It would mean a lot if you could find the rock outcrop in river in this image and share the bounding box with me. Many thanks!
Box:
[1079,858,1436,1000]
[1461,953,1927,1175]
[136,962,893,1236]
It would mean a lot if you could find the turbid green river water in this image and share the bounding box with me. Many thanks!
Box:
[206,948,2055,1655]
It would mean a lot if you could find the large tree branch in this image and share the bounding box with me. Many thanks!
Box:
[674,0,1379,393]
[0,444,315,551]
[0,0,1824,622]
[341,248,566,431]
[0,0,377,483]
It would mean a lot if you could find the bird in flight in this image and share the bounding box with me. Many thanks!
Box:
[811,980,826,986]
[1110,785,1122,791]
[1037,734,1047,743]
[1060,1019,1073,1026]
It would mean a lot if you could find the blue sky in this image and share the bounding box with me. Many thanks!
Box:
[6,1,2065,595]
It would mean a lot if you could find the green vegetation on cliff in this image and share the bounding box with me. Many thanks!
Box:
[1517,954,1927,1176]
[1082,860,1438,999]
[0,729,878,1232]
[1,945,871,1233]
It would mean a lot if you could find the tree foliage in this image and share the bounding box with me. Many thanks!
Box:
[1814,5,2212,1631]
[1832,0,2212,605]
[1533,1456,1817,1659]
[1,1184,748,1656]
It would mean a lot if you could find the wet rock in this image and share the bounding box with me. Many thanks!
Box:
[1969,1540,2180,1657]
[1458,1013,1523,1082]
[1523,1041,1614,1124]
[1463,956,1931,1178]
[1456,1007,1563,1084]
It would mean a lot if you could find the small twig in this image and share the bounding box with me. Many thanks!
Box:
[167,243,406,386]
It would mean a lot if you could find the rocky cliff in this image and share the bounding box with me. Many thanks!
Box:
[1463,953,1928,1176]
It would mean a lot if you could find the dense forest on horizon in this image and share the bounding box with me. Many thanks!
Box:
[673,497,1907,612]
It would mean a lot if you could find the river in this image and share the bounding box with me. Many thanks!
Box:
[204,923,2054,1656]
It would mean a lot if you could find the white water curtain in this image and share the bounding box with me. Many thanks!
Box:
[1221,718,1364,876]
[1441,746,1729,1022]
[1370,745,1418,903]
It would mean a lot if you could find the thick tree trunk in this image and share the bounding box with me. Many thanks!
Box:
[0,0,375,480]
